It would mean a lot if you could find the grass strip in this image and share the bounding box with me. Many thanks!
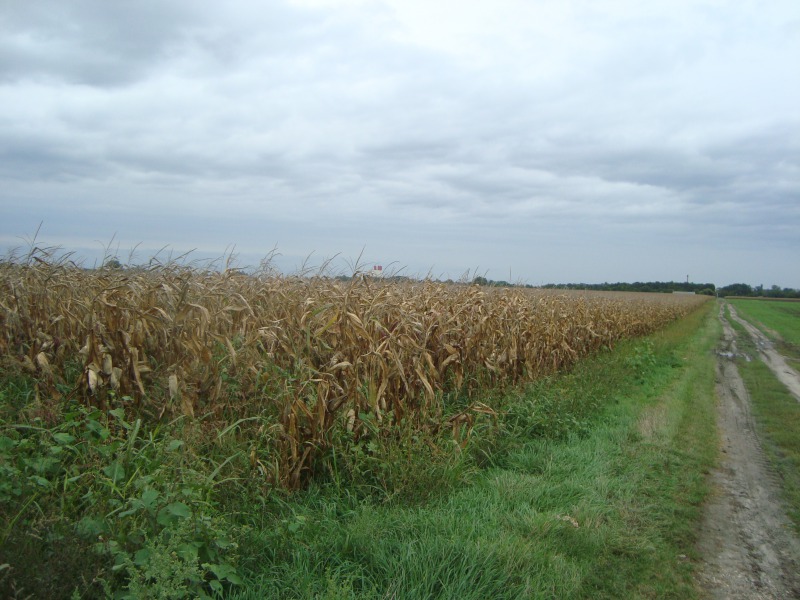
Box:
[232,302,720,599]
[729,298,800,362]
[726,307,800,532]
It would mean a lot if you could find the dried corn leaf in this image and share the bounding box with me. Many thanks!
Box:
[168,374,179,400]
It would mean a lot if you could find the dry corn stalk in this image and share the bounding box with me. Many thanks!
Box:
[0,255,710,488]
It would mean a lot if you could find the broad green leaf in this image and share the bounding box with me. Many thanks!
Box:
[133,548,152,566]
[166,501,192,518]
[176,542,199,562]
[140,488,159,508]
[77,516,106,537]
[167,439,184,452]
[30,475,51,489]
[206,562,243,585]
[52,432,76,445]
[103,461,126,483]
[118,506,140,519]
[157,501,192,525]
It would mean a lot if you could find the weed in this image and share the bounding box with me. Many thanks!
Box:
[0,397,244,598]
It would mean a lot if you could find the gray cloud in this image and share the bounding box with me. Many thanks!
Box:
[1,0,798,287]
[0,2,204,86]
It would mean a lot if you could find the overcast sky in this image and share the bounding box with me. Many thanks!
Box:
[1,0,798,287]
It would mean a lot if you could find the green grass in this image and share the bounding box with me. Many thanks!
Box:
[229,302,720,599]
[726,306,800,533]
[729,298,800,362]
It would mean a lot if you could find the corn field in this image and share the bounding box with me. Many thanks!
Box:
[0,254,709,487]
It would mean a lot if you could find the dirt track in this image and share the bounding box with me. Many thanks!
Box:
[695,304,800,598]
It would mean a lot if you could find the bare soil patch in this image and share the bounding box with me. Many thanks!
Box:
[695,305,800,598]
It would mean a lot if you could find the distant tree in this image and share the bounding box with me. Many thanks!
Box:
[718,283,753,297]
[473,276,489,286]
[763,285,800,299]
[103,257,123,269]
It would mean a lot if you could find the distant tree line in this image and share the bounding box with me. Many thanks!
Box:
[539,281,717,295]
[536,281,798,298]
[716,283,800,299]
[471,276,514,288]
[94,265,798,298]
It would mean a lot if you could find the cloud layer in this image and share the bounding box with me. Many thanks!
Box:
[1,0,798,285]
